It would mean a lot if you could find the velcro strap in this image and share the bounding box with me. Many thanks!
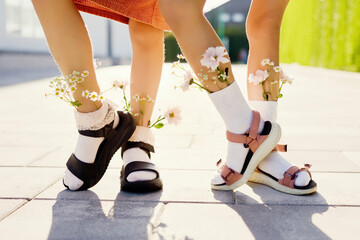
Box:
[121,141,155,158]
[217,159,242,185]
[66,154,93,181]
[248,111,260,139]
[225,111,268,152]
[124,161,159,178]
[79,121,114,138]
[273,144,287,152]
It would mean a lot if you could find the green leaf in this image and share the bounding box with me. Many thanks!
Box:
[154,123,164,129]
[278,94,283,98]
[70,101,82,107]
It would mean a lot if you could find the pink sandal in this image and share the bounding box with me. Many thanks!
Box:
[211,111,281,190]
[249,146,317,195]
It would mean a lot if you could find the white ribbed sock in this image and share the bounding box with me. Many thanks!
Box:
[249,100,310,186]
[63,101,119,190]
[123,126,157,182]
[209,82,265,185]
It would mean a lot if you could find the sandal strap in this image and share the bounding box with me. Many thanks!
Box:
[278,164,312,188]
[226,111,268,152]
[66,154,93,181]
[216,159,243,185]
[121,141,155,158]
[124,161,159,179]
[78,120,115,138]
[273,144,287,152]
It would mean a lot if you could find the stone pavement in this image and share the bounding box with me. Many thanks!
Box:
[0,63,359,240]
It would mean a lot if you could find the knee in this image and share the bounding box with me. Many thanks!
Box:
[158,0,203,25]
[129,21,163,47]
[246,11,283,40]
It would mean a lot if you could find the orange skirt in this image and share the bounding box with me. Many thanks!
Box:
[74,0,169,30]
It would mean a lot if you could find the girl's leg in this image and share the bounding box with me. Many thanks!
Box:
[32,0,122,190]
[32,0,100,112]
[122,19,164,182]
[246,0,310,186]
[158,0,280,188]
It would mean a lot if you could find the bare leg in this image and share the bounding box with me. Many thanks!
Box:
[128,19,164,126]
[32,0,100,112]
[246,0,289,101]
[122,19,164,183]
[32,0,121,191]
[159,0,234,92]
[246,0,311,187]
[158,0,283,190]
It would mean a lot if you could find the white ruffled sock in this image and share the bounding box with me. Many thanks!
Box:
[209,82,265,185]
[123,126,157,182]
[249,100,311,186]
[63,101,119,190]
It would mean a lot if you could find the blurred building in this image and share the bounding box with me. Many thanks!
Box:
[0,0,132,62]
[206,0,251,63]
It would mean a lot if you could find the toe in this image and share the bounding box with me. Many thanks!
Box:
[294,171,311,186]
[63,169,84,191]
[211,171,225,185]
[126,171,157,182]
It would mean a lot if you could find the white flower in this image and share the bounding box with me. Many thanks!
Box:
[69,76,77,84]
[145,94,153,102]
[133,94,140,102]
[82,90,90,98]
[273,66,282,72]
[200,46,230,71]
[261,59,274,66]
[179,70,193,92]
[89,91,99,101]
[261,59,270,66]
[113,80,128,91]
[77,77,84,83]
[177,54,185,60]
[280,71,294,84]
[81,70,89,78]
[164,106,182,125]
[70,86,77,93]
[98,94,104,101]
[248,70,269,85]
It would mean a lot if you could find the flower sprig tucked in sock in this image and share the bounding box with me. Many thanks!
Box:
[63,100,119,190]
[249,100,311,186]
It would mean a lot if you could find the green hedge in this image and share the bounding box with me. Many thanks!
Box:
[280,0,360,72]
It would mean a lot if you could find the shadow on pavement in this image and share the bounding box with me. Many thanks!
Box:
[213,185,330,240]
[47,190,162,240]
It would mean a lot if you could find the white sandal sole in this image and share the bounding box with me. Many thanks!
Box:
[211,122,282,191]
[249,171,317,195]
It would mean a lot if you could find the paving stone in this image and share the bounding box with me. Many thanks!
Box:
[280,135,360,151]
[0,146,58,167]
[29,146,74,168]
[0,199,27,221]
[6,132,77,147]
[235,172,360,206]
[154,134,193,149]
[0,198,163,240]
[279,150,360,173]
[0,167,63,199]
[37,169,234,204]
[155,203,359,240]
[154,148,224,170]
[342,151,360,169]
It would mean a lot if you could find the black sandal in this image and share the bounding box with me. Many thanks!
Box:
[120,141,163,193]
[64,111,136,191]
